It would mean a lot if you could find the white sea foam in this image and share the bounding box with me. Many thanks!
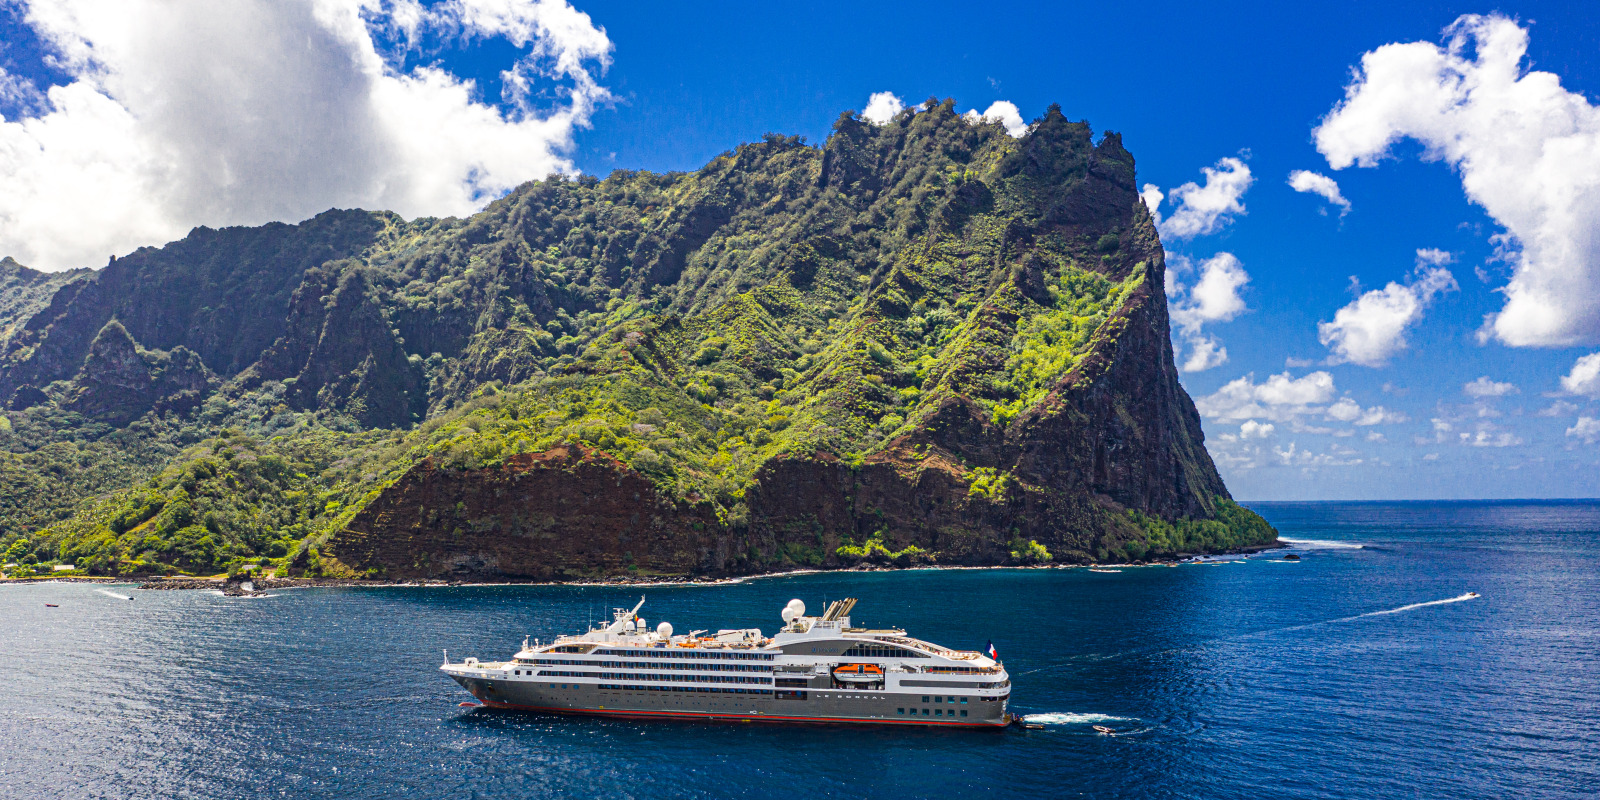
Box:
[95,589,131,601]
[1022,712,1133,725]
[1273,593,1482,634]
[1357,593,1479,617]
[1279,537,1365,550]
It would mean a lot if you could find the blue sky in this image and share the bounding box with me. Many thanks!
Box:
[1,0,1597,499]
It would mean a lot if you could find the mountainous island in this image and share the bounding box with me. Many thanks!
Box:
[0,99,1275,582]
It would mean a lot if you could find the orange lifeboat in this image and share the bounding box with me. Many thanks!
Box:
[831,663,884,684]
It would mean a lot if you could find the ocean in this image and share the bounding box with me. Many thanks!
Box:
[2,501,1596,799]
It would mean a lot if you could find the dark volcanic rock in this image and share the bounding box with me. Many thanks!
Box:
[62,320,217,424]
[13,101,1276,580]
[326,445,727,580]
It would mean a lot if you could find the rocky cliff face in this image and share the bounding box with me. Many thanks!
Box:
[327,445,727,579]
[5,100,1273,578]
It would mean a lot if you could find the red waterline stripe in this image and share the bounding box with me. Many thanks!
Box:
[478,699,1007,727]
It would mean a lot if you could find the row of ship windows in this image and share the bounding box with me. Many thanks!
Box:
[901,708,968,717]
[593,685,774,695]
[838,645,927,659]
[528,670,770,684]
[532,659,769,672]
[548,647,775,661]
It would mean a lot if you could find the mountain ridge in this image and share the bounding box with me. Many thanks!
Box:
[0,99,1274,579]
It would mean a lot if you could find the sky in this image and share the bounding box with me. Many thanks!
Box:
[1,0,1598,500]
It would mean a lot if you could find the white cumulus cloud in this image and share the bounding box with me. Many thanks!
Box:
[1568,417,1600,445]
[1195,371,1337,423]
[1139,184,1164,226]
[1319,265,1457,367]
[1538,400,1579,418]
[1170,252,1249,331]
[1159,156,1253,240]
[1314,14,1600,347]
[1415,248,1456,266]
[1463,376,1518,397]
[1240,420,1275,439]
[1325,397,1408,426]
[1287,169,1351,215]
[0,0,614,272]
[1181,334,1229,373]
[1460,428,1523,448]
[962,100,1027,137]
[1560,352,1600,398]
[1169,252,1249,373]
[861,91,906,125]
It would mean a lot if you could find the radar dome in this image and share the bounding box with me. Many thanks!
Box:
[782,598,805,622]
[656,621,673,638]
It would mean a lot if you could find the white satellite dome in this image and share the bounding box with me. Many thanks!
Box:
[656,621,673,638]
[782,598,805,622]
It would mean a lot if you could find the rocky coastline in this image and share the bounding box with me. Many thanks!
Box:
[123,540,1284,594]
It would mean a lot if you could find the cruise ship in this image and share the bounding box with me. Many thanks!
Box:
[441,597,1012,727]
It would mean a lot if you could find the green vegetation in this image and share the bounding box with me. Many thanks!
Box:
[0,100,1274,574]
[837,532,931,566]
[1009,538,1053,564]
[1120,499,1280,560]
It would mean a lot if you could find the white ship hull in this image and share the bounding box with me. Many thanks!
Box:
[442,596,1012,728]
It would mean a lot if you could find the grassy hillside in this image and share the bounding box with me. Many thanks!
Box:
[0,100,1274,577]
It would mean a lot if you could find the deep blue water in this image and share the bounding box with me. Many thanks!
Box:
[3,501,1597,799]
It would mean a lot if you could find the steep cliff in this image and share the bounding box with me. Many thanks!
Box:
[1,100,1274,577]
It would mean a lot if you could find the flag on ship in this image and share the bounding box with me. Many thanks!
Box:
[986,641,999,660]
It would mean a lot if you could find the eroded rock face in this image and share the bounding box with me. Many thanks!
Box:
[12,101,1274,579]
[329,238,1227,580]
[326,445,728,580]
[317,108,1253,581]
[63,320,217,424]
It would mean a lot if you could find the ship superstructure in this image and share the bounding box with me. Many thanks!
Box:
[441,597,1011,727]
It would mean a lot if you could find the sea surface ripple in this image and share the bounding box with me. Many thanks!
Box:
[2,501,1597,799]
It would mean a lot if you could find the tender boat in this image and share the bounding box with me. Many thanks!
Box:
[831,663,885,684]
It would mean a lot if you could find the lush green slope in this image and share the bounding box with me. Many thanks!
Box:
[0,100,1274,577]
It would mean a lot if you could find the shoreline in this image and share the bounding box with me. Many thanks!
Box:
[2,541,1287,593]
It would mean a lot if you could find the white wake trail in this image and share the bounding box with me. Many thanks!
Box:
[1274,593,1481,634]
[95,589,132,601]
[1279,537,1365,549]
[1022,712,1132,725]
[1019,594,1483,679]
[1357,593,1479,617]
